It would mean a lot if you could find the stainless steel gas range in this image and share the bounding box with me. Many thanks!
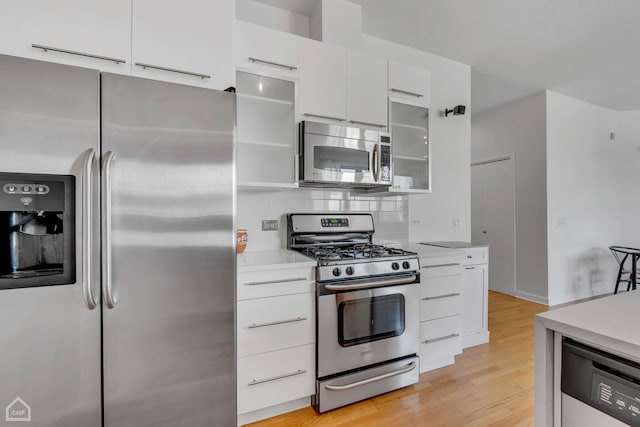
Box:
[287,213,420,413]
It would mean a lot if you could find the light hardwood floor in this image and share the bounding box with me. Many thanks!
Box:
[245,291,548,427]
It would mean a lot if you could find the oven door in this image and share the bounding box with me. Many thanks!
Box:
[302,133,378,186]
[317,281,420,378]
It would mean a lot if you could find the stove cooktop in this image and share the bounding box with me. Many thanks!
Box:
[298,243,417,265]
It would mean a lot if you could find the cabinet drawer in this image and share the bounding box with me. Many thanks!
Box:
[420,274,462,321]
[237,267,314,300]
[463,247,488,265]
[420,258,463,278]
[238,293,314,357]
[238,344,315,414]
[420,315,462,368]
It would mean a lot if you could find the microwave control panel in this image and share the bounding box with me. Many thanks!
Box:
[380,144,391,184]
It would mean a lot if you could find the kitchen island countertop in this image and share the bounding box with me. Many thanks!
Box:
[535,290,640,425]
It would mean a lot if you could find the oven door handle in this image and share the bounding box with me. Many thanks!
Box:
[324,274,417,291]
[324,361,417,392]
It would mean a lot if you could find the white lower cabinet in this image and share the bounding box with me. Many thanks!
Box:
[237,344,315,414]
[419,254,464,373]
[420,315,463,371]
[461,247,490,348]
[237,293,314,357]
[237,265,316,421]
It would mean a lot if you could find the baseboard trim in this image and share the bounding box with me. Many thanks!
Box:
[462,331,490,348]
[514,290,549,305]
[238,397,311,426]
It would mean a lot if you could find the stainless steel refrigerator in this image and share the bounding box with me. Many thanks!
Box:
[0,54,236,427]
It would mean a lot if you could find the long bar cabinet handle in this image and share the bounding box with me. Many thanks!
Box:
[248,57,297,71]
[465,266,475,270]
[422,292,461,301]
[324,361,417,392]
[348,120,387,128]
[390,88,424,98]
[82,149,97,310]
[101,151,116,309]
[324,274,416,291]
[32,44,126,64]
[302,113,346,122]
[421,263,460,269]
[248,369,306,386]
[423,333,460,344]
[134,62,210,79]
[244,277,307,286]
[248,317,307,329]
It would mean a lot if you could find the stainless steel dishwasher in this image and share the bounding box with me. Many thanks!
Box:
[562,338,640,426]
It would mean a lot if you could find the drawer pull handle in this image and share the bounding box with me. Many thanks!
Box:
[324,361,417,392]
[303,113,346,122]
[32,44,126,64]
[422,292,460,301]
[244,277,307,286]
[248,317,307,329]
[248,57,297,71]
[422,263,460,269]
[423,333,460,344]
[390,88,424,98]
[467,255,473,259]
[465,266,475,270]
[248,369,306,386]
[348,120,387,128]
[135,62,210,79]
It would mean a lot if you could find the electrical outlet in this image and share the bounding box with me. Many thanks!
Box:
[452,218,461,229]
[261,220,279,231]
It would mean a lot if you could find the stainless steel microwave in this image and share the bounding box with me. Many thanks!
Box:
[299,121,391,188]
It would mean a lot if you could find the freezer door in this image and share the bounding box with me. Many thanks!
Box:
[0,55,101,426]
[101,74,236,427]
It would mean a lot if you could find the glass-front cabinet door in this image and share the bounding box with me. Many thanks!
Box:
[389,101,430,192]
[236,71,297,188]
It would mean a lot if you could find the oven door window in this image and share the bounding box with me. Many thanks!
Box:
[313,146,370,174]
[338,294,405,347]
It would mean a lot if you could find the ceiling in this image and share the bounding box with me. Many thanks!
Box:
[255,0,640,112]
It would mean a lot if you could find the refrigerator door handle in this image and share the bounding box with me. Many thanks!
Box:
[101,151,116,309]
[82,148,97,310]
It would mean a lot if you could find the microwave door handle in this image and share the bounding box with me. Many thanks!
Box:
[101,151,116,309]
[372,144,379,182]
[82,148,97,310]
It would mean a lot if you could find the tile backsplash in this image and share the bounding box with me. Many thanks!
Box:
[237,188,409,252]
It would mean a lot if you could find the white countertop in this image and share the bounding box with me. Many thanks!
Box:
[537,291,640,361]
[237,249,316,273]
[399,243,465,258]
[421,241,489,249]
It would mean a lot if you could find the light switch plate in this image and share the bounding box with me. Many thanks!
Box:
[262,220,279,231]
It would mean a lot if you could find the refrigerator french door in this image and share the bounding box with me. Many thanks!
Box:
[0,55,236,427]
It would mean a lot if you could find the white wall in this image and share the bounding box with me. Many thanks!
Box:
[546,91,621,305]
[616,110,640,245]
[361,35,471,243]
[471,91,549,303]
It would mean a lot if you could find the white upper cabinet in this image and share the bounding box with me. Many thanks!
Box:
[0,0,131,74]
[347,51,388,129]
[388,60,431,107]
[235,21,300,81]
[132,0,234,90]
[298,39,347,123]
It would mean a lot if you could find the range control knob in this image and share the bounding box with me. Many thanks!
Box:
[391,262,400,271]
[332,267,342,277]
[402,261,411,270]
[345,266,354,275]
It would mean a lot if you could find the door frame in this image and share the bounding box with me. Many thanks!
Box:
[471,153,517,296]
